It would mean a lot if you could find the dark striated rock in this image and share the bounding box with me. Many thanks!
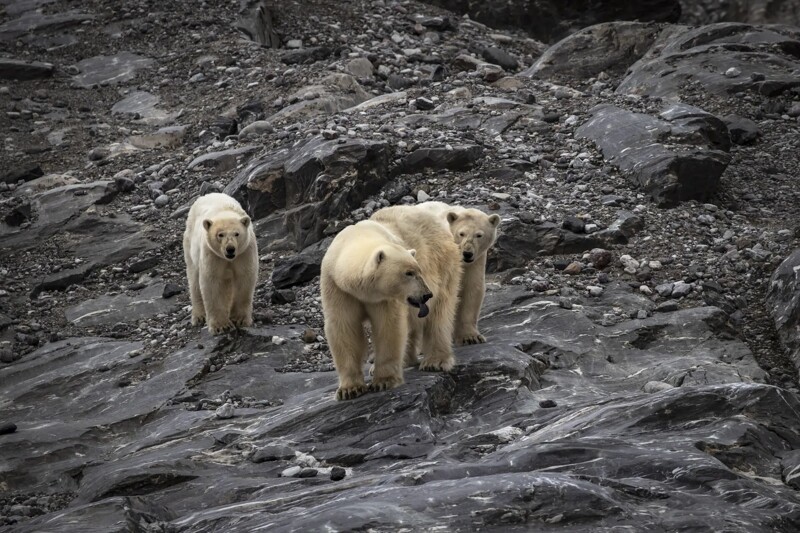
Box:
[398,145,485,174]
[0,422,18,435]
[272,238,331,289]
[1,164,43,185]
[0,58,54,80]
[65,284,182,326]
[225,136,390,249]
[423,0,681,43]
[617,23,800,98]
[768,250,800,371]
[235,0,281,48]
[522,21,664,80]
[576,103,730,206]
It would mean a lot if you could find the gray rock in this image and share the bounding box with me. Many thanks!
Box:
[0,9,94,41]
[187,145,259,173]
[723,114,760,145]
[280,46,333,65]
[767,250,800,371]
[72,52,154,88]
[617,23,800,98]
[272,238,331,289]
[1,164,43,185]
[398,145,485,174]
[481,46,517,70]
[346,57,374,79]
[576,103,730,206]
[0,58,54,80]
[235,0,280,48]
[522,21,663,80]
[111,91,178,126]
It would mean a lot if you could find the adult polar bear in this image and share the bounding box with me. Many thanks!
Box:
[184,193,258,335]
[321,207,462,400]
[416,201,500,345]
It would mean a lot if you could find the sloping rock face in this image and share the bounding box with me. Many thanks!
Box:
[680,0,800,27]
[576,103,731,205]
[423,0,681,43]
[9,286,800,531]
[768,250,800,371]
[224,136,390,249]
[616,23,800,98]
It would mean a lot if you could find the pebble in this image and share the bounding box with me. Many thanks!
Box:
[272,336,287,346]
[154,194,170,208]
[330,466,347,481]
[0,422,17,435]
[619,255,639,274]
[656,301,679,313]
[281,465,302,477]
[298,468,318,478]
[302,328,317,343]
[671,281,692,298]
[589,248,612,269]
[655,283,674,297]
[539,399,557,408]
[563,262,582,275]
[725,67,741,78]
[215,402,235,419]
[417,190,430,202]
[643,381,675,393]
[587,286,603,297]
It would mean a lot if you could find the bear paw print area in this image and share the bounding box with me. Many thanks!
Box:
[2,0,800,531]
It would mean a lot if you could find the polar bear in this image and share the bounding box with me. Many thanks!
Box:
[417,201,500,345]
[184,193,258,335]
[321,209,462,400]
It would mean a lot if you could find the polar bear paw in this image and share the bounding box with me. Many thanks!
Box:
[459,332,486,345]
[336,383,367,401]
[207,319,234,335]
[191,312,206,326]
[369,375,404,392]
[419,355,455,372]
[231,314,253,328]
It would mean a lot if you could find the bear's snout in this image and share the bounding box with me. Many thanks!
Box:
[462,251,474,262]
[225,246,236,259]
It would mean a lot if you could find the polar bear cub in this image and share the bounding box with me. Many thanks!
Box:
[321,209,461,401]
[417,201,500,345]
[184,193,258,335]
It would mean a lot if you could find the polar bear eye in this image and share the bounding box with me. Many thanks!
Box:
[405,271,414,277]
[459,232,466,237]
[476,233,483,238]
[217,233,224,239]
[234,232,240,237]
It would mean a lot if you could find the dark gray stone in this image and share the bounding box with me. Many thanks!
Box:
[481,46,517,70]
[398,144,485,174]
[576,103,730,206]
[0,422,17,434]
[723,114,760,144]
[280,46,333,65]
[0,58,54,80]
[64,283,182,326]
[271,238,331,289]
[1,164,43,185]
[235,0,280,48]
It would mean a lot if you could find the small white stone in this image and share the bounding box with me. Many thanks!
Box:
[643,381,675,393]
[281,466,302,477]
[725,67,741,78]
[417,190,430,202]
[215,402,235,419]
[272,336,286,346]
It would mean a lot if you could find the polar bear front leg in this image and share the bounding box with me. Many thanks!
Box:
[368,302,407,392]
[230,253,257,328]
[200,274,233,335]
[187,264,206,326]
[326,312,369,400]
[420,288,457,372]
[454,262,487,345]
[404,316,423,367]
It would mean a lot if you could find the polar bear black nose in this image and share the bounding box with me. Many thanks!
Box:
[225,246,235,257]
[462,251,474,261]
[423,293,433,303]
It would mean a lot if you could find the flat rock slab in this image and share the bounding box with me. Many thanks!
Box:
[11,282,800,531]
[0,9,92,41]
[617,23,800,98]
[111,91,179,125]
[187,145,259,173]
[0,57,54,79]
[65,283,182,326]
[72,52,154,88]
[576,103,730,205]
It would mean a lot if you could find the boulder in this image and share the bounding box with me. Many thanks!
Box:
[576,103,730,206]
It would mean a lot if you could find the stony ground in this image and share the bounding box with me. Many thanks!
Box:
[1,0,800,530]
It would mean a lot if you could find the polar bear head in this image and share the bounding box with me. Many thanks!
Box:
[446,209,500,263]
[203,215,252,261]
[373,245,433,317]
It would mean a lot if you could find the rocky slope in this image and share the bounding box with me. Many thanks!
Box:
[1,0,800,531]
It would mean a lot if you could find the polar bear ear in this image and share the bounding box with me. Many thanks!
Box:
[407,249,416,257]
[446,212,459,224]
[488,214,501,227]
[203,219,213,231]
[375,249,385,265]
[240,216,251,228]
